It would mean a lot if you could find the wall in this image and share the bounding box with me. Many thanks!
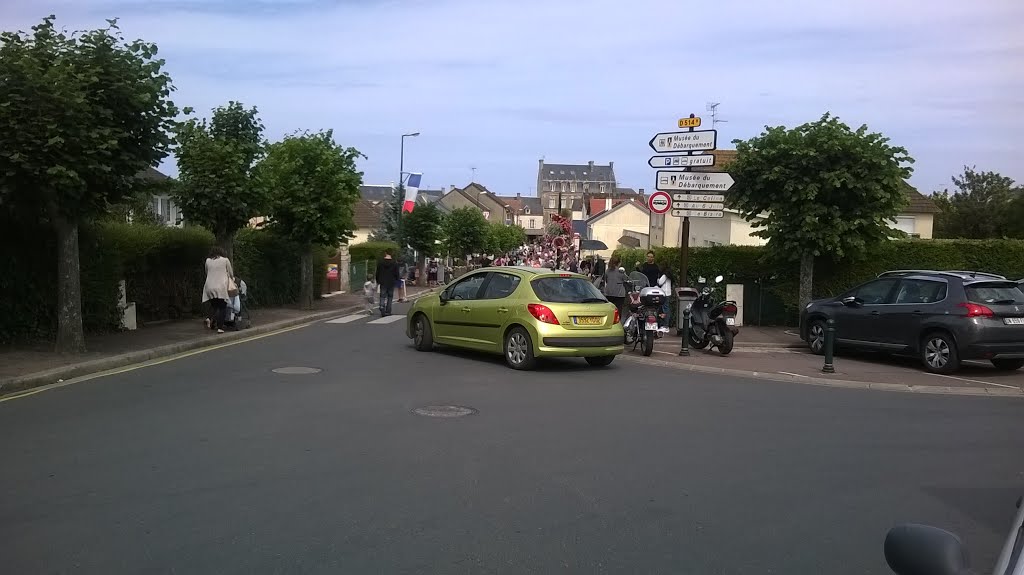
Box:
[893,213,935,239]
[660,211,767,247]
[514,214,544,232]
[587,203,650,258]
[349,227,373,246]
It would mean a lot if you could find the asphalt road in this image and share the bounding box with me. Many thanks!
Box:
[2,302,1023,574]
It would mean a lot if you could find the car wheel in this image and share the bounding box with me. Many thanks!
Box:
[991,358,1024,371]
[585,355,615,367]
[921,332,960,374]
[504,327,537,370]
[413,314,433,352]
[807,320,826,355]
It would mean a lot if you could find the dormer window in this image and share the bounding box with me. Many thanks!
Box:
[524,207,530,214]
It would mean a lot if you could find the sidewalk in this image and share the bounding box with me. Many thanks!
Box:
[656,325,803,348]
[0,287,432,396]
[622,342,1024,397]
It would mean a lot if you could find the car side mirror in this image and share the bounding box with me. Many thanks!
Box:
[884,524,970,575]
[439,290,449,304]
[841,296,861,308]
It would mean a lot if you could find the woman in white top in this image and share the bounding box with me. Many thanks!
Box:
[203,247,234,333]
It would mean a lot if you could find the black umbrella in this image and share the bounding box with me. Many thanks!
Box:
[579,239,609,251]
[616,236,641,248]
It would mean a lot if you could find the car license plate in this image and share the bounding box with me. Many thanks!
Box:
[1005,317,1024,325]
[645,321,658,331]
[725,317,736,326]
[574,316,602,326]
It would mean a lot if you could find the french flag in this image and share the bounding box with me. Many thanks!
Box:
[402,173,422,213]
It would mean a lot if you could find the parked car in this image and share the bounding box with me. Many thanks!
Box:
[800,270,1024,373]
[406,266,623,370]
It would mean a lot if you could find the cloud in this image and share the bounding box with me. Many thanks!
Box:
[3,0,1022,194]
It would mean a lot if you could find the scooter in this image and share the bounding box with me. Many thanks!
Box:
[687,275,740,355]
[621,268,668,357]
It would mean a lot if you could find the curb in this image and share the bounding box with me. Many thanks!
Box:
[654,339,805,349]
[0,289,434,397]
[618,354,1024,399]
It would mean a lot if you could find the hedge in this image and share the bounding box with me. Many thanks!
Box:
[349,241,400,264]
[614,239,1024,322]
[0,219,330,344]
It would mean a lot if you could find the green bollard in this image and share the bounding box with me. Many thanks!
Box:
[822,318,836,374]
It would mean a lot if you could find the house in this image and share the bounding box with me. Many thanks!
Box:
[585,198,651,258]
[350,199,383,245]
[360,184,446,208]
[136,167,182,226]
[436,183,509,221]
[537,160,617,219]
[497,193,544,237]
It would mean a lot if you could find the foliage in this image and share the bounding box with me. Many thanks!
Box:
[546,213,573,236]
[728,113,913,307]
[441,207,490,258]
[401,202,443,257]
[486,222,527,255]
[0,16,181,351]
[349,241,400,264]
[233,227,328,308]
[932,167,1023,239]
[174,101,265,249]
[370,187,403,242]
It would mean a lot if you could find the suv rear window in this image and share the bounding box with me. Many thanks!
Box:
[966,283,1024,304]
[531,277,608,303]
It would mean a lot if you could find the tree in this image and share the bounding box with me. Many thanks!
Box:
[728,113,913,308]
[486,222,527,255]
[257,130,364,308]
[369,188,402,242]
[932,167,1021,239]
[0,16,180,352]
[174,101,264,257]
[400,203,442,285]
[440,207,489,263]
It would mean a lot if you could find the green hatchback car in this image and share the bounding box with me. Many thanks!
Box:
[406,267,624,369]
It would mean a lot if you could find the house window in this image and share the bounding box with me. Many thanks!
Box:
[523,207,530,214]
[482,211,490,220]
[583,183,589,193]
[599,183,607,193]
[547,196,556,209]
[549,181,556,192]
[570,182,577,193]
[893,216,916,234]
[529,219,536,229]
[560,182,566,193]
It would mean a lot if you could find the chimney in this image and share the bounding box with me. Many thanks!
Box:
[539,159,544,169]
[517,192,521,199]
[638,188,645,197]
[608,161,614,173]
[588,160,594,172]
[605,198,612,211]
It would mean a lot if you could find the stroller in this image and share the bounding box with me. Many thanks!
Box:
[224,278,252,331]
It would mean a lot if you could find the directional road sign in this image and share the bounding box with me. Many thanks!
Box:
[649,130,717,153]
[671,193,725,203]
[672,209,724,218]
[672,201,724,211]
[647,154,715,168]
[656,171,734,192]
[647,191,671,214]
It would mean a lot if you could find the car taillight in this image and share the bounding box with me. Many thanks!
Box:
[528,303,560,325]
[723,304,738,315]
[958,302,994,318]
[613,308,620,323]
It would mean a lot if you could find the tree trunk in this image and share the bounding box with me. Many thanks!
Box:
[215,229,234,261]
[799,252,814,310]
[54,215,86,353]
[299,247,314,310]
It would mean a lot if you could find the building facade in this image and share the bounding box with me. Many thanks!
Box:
[537,160,617,220]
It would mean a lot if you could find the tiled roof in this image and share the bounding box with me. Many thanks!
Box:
[360,185,394,202]
[588,197,631,217]
[586,198,649,224]
[539,162,615,182]
[691,149,738,173]
[904,185,940,214]
[497,195,542,213]
[136,167,171,182]
[353,198,382,229]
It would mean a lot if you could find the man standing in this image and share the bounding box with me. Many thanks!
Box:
[375,249,401,317]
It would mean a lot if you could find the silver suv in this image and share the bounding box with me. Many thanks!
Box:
[800,270,1024,373]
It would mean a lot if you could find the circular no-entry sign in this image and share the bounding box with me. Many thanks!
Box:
[648,191,671,214]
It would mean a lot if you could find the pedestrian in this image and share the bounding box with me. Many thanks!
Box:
[427,259,438,286]
[202,246,234,334]
[592,255,606,280]
[374,248,401,317]
[602,255,627,320]
[657,272,673,331]
[639,250,661,290]
[363,277,377,313]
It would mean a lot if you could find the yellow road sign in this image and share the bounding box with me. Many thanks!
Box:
[678,117,702,128]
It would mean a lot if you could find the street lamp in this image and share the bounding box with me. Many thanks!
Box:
[400,132,420,189]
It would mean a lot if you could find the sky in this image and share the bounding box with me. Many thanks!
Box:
[3,0,1022,196]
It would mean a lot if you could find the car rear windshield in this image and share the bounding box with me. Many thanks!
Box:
[966,282,1024,304]
[531,277,608,303]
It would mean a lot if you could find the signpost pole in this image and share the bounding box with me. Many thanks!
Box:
[679,114,696,288]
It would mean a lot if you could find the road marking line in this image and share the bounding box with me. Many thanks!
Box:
[778,371,808,378]
[0,323,312,404]
[926,373,1020,389]
[326,313,369,324]
[367,315,405,325]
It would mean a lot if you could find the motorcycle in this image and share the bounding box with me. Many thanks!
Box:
[620,268,669,357]
[687,275,740,355]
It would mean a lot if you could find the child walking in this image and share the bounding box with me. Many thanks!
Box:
[363,278,377,313]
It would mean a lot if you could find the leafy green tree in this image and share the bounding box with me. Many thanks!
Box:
[486,222,527,255]
[728,113,912,308]
[257,130,363,308]
[174,101,265,257]
[400,202,442,285]
[0,16,180,352]
[369,188,403,243]
[441,207,489,262]
[932,167,1021,239]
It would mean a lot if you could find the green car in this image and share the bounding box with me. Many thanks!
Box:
[406,266,624,369]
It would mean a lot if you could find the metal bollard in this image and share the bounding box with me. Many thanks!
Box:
[822,318,836,373]
[679,307,690,356]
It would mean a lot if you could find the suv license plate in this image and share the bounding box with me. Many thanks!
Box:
[725,317,736,326]
[1004,317,1024,325]
[574,316,602,326]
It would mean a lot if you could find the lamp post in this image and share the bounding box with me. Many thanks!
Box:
[398,132,419,282]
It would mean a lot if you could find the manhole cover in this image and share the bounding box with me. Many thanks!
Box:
[412,405,477,418]
[272,367,322,375]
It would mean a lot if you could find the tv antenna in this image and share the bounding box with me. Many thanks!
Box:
[470,166,477,181]
[706,102,728,128]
